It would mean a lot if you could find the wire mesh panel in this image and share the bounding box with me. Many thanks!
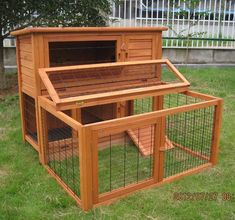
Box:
[164,106,215,178]
[164,93,202,109]
[23,93,38,142]
[41,109,80,198]
[98,126,155,194]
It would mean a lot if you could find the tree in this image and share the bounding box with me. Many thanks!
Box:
[0,0,112,88]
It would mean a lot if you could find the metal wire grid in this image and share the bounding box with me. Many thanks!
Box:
[164,106,215,178]
[23,93,38,142]
[42,110,80,198]
[134,97,153,114]
[164,93,202,109]
[98,127,154,194]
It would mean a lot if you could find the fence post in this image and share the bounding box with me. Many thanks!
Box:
[210,99,223,165]
[153,96,165,182]
[38,105,47,165]
[79,127,93,211]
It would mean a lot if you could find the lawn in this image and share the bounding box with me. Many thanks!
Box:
[0,67,235,219]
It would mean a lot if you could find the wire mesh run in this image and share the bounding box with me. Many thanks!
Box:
[41,109,80,198]
[164,106,215,178]
[23,93,38,142]
[98,126,155,194]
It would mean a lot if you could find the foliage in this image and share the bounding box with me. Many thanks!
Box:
[0,0,112,37]
[0,0,113,80]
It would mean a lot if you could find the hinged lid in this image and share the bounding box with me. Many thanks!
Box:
[39,59,190,110]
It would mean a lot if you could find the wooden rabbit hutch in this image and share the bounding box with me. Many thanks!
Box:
[12,27,223,211]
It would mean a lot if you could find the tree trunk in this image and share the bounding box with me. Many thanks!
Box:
[0,36,5,89]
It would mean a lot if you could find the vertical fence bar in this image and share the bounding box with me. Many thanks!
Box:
[135,0,138,27]
[156,0,159,26]
[217,0,222,47]
[206,0,212,47]
[129,0,132,26]
[150,0,154,27]
[210,99,223,165]
[226,0,232,48]
[181,0,186,47]
[212,0,217,47]
[171,0,175,47]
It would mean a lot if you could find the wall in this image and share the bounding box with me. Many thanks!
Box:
[163,48,235,65]
[3,47,235,71]
[4,47,16,66]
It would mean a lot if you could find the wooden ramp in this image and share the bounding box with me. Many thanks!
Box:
[127,125,174,156]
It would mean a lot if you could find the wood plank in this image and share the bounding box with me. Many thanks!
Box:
[21,66,34,77]
[128,41,152,49]
[19,51,32,61]
[22,73,35,85]
[20,58,33,69]
[19,43,32,53]
[128,49,152,57]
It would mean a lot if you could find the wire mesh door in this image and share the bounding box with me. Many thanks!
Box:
[95,119,163,202]
[40,107,81,200]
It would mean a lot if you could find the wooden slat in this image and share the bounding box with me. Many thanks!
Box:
[21,66,34,77]
[20,58,33,69]
[19,51,32,61]
[19,43,32,53]
[128,41,152,49]
[22,73,35,85]
[128,49,152,57]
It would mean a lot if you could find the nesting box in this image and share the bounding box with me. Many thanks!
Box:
[12,27,223,211]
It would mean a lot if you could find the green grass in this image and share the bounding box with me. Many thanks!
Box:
[0,67,235,219]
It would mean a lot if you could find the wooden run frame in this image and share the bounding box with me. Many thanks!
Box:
[38,90,223,211]
[38,59,190,110]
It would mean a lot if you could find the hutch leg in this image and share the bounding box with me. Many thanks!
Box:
[18,91,26,141]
